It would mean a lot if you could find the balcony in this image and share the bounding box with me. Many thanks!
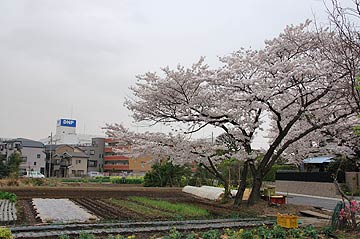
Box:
[103,165,129,171]
[104,146,131,153]
[104,155,129,161]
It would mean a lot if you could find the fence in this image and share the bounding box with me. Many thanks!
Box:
[276,171,345,183]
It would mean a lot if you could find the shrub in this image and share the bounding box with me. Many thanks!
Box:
[0,191,17,202]
[0,228,13,239]
[144,161,191,187]
[111,177,144,184]
[30,178,45,186]
[263,164,297,182]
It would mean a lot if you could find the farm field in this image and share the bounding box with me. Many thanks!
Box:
[1,185,310,226]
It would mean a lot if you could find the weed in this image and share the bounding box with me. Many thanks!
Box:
[164,228,182,239]
[303,225,318,239]
[79,232,95,239]
[185,231,198,239]
[58,235,70,239]
[271,225,286,239]
[201,229,220,239]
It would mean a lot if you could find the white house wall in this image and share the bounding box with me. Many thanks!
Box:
[20,147,46,173]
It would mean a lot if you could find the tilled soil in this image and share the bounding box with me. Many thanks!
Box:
[72,198,137,221]
[6,186,243,225]
[15,200,41,225]
[3,186,187,200]
[4,186,313,227]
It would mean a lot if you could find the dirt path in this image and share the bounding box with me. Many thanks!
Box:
[3,186,187,199]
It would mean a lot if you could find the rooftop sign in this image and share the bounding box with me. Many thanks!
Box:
[58,119,76,127]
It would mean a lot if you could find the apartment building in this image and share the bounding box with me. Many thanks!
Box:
[0,138,46,175]
[78,138,105,172]
[103,138,152,176]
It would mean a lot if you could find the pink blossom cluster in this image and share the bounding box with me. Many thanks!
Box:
[339,200,360,221]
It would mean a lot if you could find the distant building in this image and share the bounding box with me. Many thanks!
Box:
[103,138,152,176]
[78,138,105,172]
[0,138,46,175]
[46,145,89,177]
[40,118,103,145]
[103,138,130,174]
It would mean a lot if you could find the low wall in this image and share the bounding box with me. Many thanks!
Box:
[275,180,338,198]
[345,172,360,192]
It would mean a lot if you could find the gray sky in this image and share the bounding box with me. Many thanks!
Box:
[0,0,351,140]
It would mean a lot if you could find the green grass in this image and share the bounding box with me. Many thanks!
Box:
[108,198,173,218]
[128,196,210,217]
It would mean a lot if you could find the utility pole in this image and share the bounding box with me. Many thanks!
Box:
[48,132,53,178]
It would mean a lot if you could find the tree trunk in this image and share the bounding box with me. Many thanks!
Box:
[223,180,231,198]
[248,173,262,205]
[234,162,249,206]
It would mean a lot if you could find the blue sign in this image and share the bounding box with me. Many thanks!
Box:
[60,119,76,127]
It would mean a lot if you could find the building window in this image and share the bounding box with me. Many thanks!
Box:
[37,154,40,158]
[99,154,102,159]
[76,160,81,164]
[141,162,145,168]
[90,150,95,155]
[34,162,37,166]
[22,157,27,162]
[89,160,97,167]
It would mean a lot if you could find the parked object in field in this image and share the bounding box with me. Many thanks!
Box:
[182,186,239,201]
[182,186,251,201]
[23,171,45,178]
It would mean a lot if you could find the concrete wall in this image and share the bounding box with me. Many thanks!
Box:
[276,180,338,197]
[345,172,360,192]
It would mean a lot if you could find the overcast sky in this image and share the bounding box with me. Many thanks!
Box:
[0,0,353,141]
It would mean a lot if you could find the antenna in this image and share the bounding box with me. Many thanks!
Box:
[70,105,74,119]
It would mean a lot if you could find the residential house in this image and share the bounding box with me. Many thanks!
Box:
[78,138,105,173]
[0,138,46,175]
[48,145,89,177]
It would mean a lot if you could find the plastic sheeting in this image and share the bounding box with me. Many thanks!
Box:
[182,186,252,201]
[182,185,236,201]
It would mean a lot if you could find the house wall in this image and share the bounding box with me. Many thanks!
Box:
[70,157,87,177]
[19,147,46,173]
[129,155,152,175]
[276,180,338,197]
[79,138,104,173]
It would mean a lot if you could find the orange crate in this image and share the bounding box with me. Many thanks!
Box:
[270,195,286,204]
[277,213,298,228]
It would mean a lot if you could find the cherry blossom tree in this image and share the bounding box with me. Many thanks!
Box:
[282,115,360,230]
[125,22,359,205]
[323,0,360,109]
[103,124,243,197]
